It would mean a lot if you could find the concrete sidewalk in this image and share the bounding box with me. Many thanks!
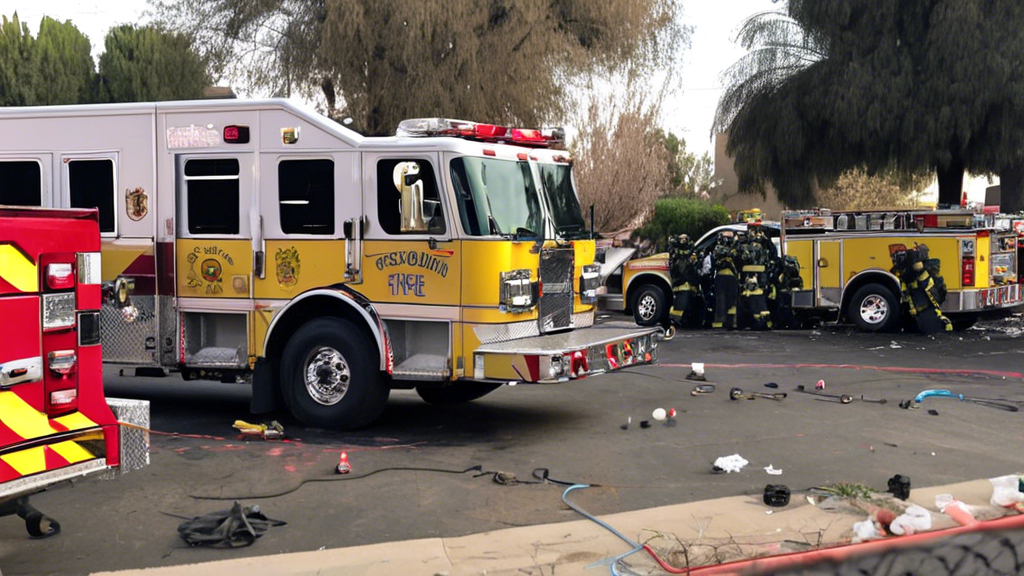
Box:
[92,477,1015,576]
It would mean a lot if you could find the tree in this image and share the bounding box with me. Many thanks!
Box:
[664,132,719,198]
[34,17,95,105]
[572,89,671,233]
[155,0,683,135]
[0,14,39,106]
[715,1,1024,210]
[98,25,210,103]
[817,167,931,211]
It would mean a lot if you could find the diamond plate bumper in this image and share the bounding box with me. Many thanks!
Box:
[473,322,663,383]
[103,398,150,478]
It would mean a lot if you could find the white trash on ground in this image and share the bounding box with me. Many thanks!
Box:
[852,518,882,542]
[889,505,932,535]
[713,454,749,473]
[764,465,783,475]
[989,475,1024,509]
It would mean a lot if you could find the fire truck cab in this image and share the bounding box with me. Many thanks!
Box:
[0,206,148,538]
[0,101,662,429]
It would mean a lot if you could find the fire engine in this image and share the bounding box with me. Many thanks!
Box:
[604,208,1022,331]
[0,206,148,538]
[0,100,662,429]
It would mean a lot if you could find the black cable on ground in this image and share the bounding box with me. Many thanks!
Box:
[190,465,589,500]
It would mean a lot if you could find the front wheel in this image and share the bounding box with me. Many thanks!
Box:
[631,284,667,327]
[416,383,503,404]
[280,317,389,429]
[848,284,901,332]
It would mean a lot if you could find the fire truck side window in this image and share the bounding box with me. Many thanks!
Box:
[184,158,240,235]
[0,161,42,207]
[279,159,334,235]
[376,159,445,235]
[68,159,116,233]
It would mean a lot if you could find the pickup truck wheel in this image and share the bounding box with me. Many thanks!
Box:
[280,317,388,429]
[631,284,667,327]
[848,284,901,332]
[416,383,503,404]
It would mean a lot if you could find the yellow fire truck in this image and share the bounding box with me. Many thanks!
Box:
[607,208,1021,331]
[0,101,662,429]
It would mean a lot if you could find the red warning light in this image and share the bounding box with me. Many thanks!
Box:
[223,125,250,144]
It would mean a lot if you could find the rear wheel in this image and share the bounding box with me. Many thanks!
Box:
[280,317,389,429]
[848,284,901,332]
[631,284,667,327]
[416,383,503,404]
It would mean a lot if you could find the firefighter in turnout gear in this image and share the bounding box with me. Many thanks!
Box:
[771,255,804,329]
[668,234,704,328]
[737,227,773,329]
[890,243,953,334]
[711,231,740,329]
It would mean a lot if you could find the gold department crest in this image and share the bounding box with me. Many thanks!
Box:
[276,247,300,287]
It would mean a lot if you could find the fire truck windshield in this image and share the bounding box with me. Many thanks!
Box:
[450,157,544,238]
[537,163,587,239]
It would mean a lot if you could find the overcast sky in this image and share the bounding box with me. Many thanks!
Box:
[8,0,774,157]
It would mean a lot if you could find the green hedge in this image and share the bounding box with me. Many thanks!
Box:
[634,198,730,252]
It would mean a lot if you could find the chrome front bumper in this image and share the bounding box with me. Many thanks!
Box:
[942,285,1023,313]
[473,322,663,383]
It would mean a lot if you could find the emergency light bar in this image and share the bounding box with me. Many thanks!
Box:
[396,118,565,148]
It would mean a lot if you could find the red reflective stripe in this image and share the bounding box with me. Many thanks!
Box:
[0,419,21,447]
[43,445,71,470]
[0,458,20,482]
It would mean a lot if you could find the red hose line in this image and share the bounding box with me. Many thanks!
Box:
[640,512,1024,575]
[660,362,1023,379]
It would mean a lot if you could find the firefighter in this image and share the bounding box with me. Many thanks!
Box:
[711,230,739,329]
[890,244,952,334]
[668,234,704,328]
[737,227,772,329]
[771,255,804,329]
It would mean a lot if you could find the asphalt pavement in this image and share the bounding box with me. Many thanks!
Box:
[1,316,1023,576]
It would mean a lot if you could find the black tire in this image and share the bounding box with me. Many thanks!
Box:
[847,284,901,332]
[951,316,978,331]
[280,317,389,429]
[415,383,503,404]
[631,284,668,327]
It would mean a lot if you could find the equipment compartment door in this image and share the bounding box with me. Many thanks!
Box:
[816,240,842,307]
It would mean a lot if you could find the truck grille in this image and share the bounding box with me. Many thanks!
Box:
[539,248,574,333]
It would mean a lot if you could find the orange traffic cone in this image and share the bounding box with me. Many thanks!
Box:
[961,190,968,207]
[336,451,351,474]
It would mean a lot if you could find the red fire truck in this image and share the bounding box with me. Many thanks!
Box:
[0,206,148,538]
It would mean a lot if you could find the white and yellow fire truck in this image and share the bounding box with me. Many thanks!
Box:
[606,208,1021,331]
[0,206,148,538]
[0,101,662,429]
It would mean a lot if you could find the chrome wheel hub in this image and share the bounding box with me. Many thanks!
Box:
[638,294,657,321]
[304,347,350,405]
[859,295,889,325]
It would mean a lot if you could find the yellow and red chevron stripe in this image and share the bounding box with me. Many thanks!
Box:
[0,390,103,483]
[0,243,38,293]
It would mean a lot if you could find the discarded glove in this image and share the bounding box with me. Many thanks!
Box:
[177,502,286,548]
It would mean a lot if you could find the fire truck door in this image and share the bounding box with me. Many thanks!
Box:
[253,152,361,299]
[174,154,256,299]
[816,239,842,307]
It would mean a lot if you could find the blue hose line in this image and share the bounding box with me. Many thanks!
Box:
[563,484,645,575]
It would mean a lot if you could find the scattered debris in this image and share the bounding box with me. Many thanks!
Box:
[913,389,1019,412]
[884,442,899,447]
[795,385,853,404]
[815,379,826,390]
[729,387,745,401]
[898,399,919,410]
[686,362,706,381]
[691,384,716,396]
[765,510,773,515]
[639,420,652,429]
[763,484,791,507]
[927,409,939,416]
[851,518,883,542]
[890,341,902,349]
[748,391,787,401]
[764,465,783,476]
[764,382,779,389]
[652,408,667,421]
[233,420,284,440]
[712,454,749,474]
[887,474,911,500]
[889,505,932,535]
[621,416,631,430]
[176,502,286,548]
[667,408,677,418]
[989,475,1024,512]
[336,452,351,474]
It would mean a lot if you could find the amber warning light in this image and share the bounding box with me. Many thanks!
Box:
[223,125,250,144]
